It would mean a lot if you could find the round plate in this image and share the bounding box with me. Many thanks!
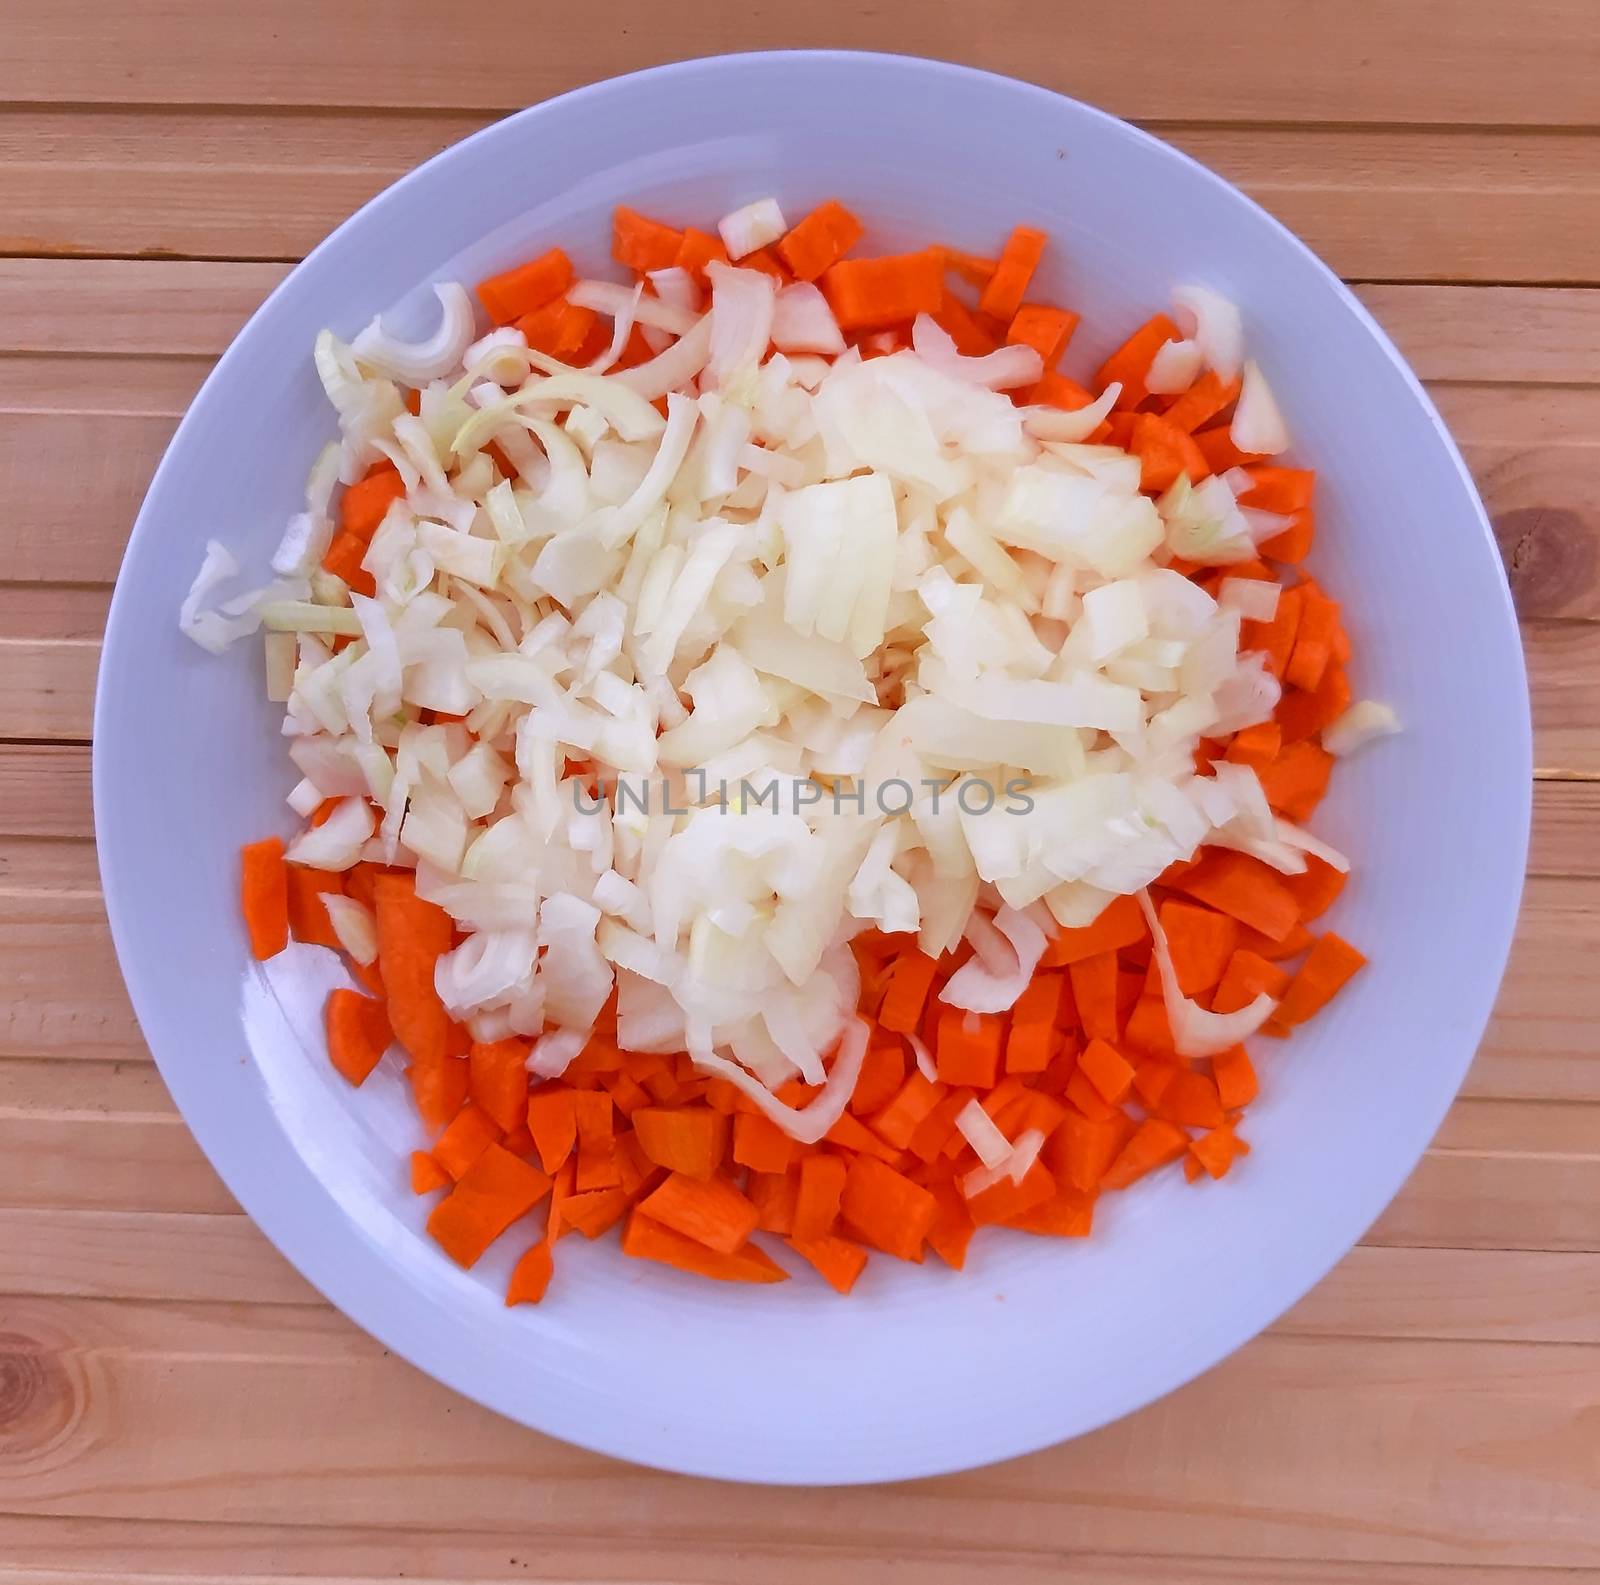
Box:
[94,51,1530,1484]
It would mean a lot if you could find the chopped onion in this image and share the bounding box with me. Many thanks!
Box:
[1172,285,1244,380]
[285,797,374,871]
[1231,359,1290,456]
[569,278,699,336]
[1138,889,1276,1056]
[717,197,787,260]
[693,1015,868,1143]
[910,314,1043,391]
[938,906,1047,1013]
[323,893,379,964]
[955,1097,1012,1170]
[1324,699,1401,756]
[771,282,846,355]
[1145,336,1202,395]
[353,283,477,385]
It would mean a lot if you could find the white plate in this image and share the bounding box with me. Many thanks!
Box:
[94,52,1530,1484]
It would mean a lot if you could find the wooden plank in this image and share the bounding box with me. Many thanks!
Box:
[0,1514,1589,1585]
[1525,619,1600,774]
[8,0,1600,126]
[0,637,98,741]
[3,1291,1598,1564]
[7,259,1599,385]
[4,107,1598,284]
[0,742,91,838]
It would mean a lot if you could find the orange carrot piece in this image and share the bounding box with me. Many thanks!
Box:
[1173,851,1301,942]
[410,1149,449,1195]
[878,949,940,1033]
[284,864,344,949]
[427,1143,551,1269]
[1100,1118,1190,1191]
[339,465,407,541]
[1278,658,1351,745]
[1097,313,1181,410]
[433,1102,502,1181]
[1159,899,1241,996]
[1067,951,1121,1043]
[372,873,453,1065]
[408,1056,467,1133]
[559,1187,630,1240]
[468,1039,531,1134]
[966,1159,1054,1226]
[1242,583,1304,681]
[748,1167,800,1235]
[1005,971,1065,1074]
[1163,370,1242,434]
[1132,1058,1177,1112]
[1065,1067,1119,1122]
[1045,1111,1134,1193]
[841,1155,937,1261]
[938,246,998,290]
[673,226,730,286]
[786,1232,869,1294]
[1041,892,1147,967]
[620,1210,787,1284]
[850,1033,908,1116]
[1129,411,1211,493]
[1006,303,1079,368]
[1239,465,1315,515]
[1273,933,1368,1027]
[611,206,683,273]
[1257,740,1334,824]
[1212,1045,1259,1110]
[240,837,289,960]
[1260,507,1316,564]
[505,1238,555,1305]
[908,1088,975,1164]
[869,1070,947,1151]
[933,292,999,356]
[821,250,944,332]
[325,987,391,1087]
[1193,424,1265,473]
[776,199,864,281]
[1285,584,1342,694]
[925,1181,977,1269]
[1225,721,1282,770]
[731,1109,798,1174]
[637,1172,759,1255]
[525,1089,578,1176]
[977,225,1047,322]
[1077,1036,1137,1106]
[572,1090,619,1192]
[1155,1069,1225,1130]
[477,247,573,326]
[1284,854,1346,922]
[935,1008,1003,1090]
[630,1106,728,1180]
[1123,994,1176,1058]
[1188,1124,1244,1181]
[1212,949,1292,1015]
[791,1154,848,1241]
[321,529,375,596]
[1006,1181,1095,1237]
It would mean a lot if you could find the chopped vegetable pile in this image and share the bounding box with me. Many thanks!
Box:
[194,195,1399,1302]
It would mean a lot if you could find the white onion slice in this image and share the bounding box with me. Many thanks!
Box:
[1324,699,1401,756]
[1231,360,1290,456]
[910,314,1043,391]
[1172,285,1245,380]
[1138,889,1276,1057]
[717,197,787,260]
[353,283,477,385]
[693,1016,869,1144]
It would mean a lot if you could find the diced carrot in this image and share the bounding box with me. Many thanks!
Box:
[1260,507,1316,564]
[1192,424,1264,473]
[1005,971,1064,1074]
[1234,918,1315,961]
[1172,851,1301,942]
[1065,1067,1119,1122]
[601,1068,649,1117]
[636,1172,758,1255]
[1273,933,1367,1028]
[477,247,573,325]
[1129,411,1211,493]
[501,1121,537,1160]
[841,1155,936,1261]
[1041,892,1147,966]
[966,1159,1054,1226]
[1188,1124,1244,1181]
[776,199,864,281]
[572,1090,619,1192]
[284,864,344,950]
[1155,1069,1225,1130]
[908,1088,974,1163]
[1097,313,1181,409]
[321,529,375,596]
[1212,949,1292,1015]
[1158,899,1241,996]
[738,245,790,281]
[673,226,730,285]
[612,206,683,273]
[1242,583,1304,681]
[1284,854,1346,922]
[559,1187,630,1240]
[748,1167,800,1235]
[878,948,940,1033]
[1006,303,1079,368]
[505,1238,555,1305]
[1285,583,1343,694]
[1163,370,1242,434]
[339,465,407,541]
[410,1150,449,1196]
[427,1143,551,1269]
[977,225,1047,322]
[1007,1181,1095,1237]
[793,1154,848,1241]
[621,1211,788,1284]
[786,1233,869,1295]
[1257,740,1334,824]
[1239,465,1315,514]
[1077,1036,1136,1106]
[1067,951,1120,1043]
[821,250,944,332]
[325,987,392,1087]
[935,1008,1003,1089]
[630,1106,728,1180]
[1123,994,1176,1057]
[515,296,597,360]
[1132,1058,1177,1112]
[1100,1118,1190,1191]
[733,1110,798,1174]
[1278,658,1352,747]
[850,1033,907,1115]
[1212,1045,1259,1110]
[934,292,999,356]
[468,1038,531,1133]
[372,873,453,1065]
[525,1089,578,1176]
[1226,721,1282,770]
[869,1070,947,1151]
[408,1056,467,1133]
[1046,1111,1135,1193]
[240,837,289,959]
[925,1181,977,1269]
[546,1161,576,1242]
[938,246,998,290]
[433,1102,502,1181]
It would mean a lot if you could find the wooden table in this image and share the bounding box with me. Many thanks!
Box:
[4,3,1598,1578]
